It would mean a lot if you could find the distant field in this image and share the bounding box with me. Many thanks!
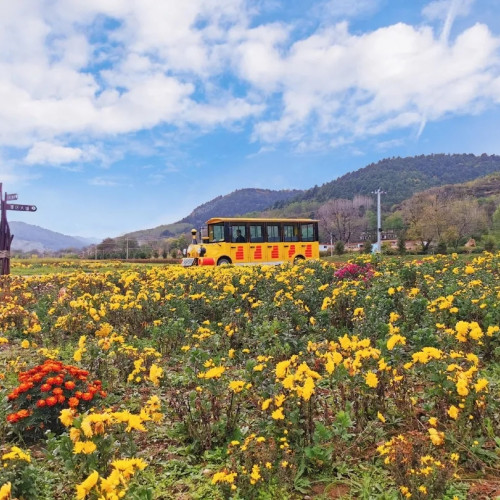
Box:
[10,258,181,276]
[9,253,482,275]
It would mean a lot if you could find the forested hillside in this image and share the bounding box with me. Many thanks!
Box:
[413,171,500,202]
[289,153,500,208]
[122,188,302,241]
[124,155,500,242]
[178,188,302,230]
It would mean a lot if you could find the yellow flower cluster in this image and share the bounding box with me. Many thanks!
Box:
[2,446,31,463]
[75,458,147,500]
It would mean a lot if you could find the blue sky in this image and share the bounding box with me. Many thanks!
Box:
[1,0,500,239]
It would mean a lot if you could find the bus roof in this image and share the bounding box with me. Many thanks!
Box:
[206,217,319,224]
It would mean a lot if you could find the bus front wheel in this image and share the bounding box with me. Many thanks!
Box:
[217,257,231,266]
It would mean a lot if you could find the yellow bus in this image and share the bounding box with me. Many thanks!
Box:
[181,217,320,267]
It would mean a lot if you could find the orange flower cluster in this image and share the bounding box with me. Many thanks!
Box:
[6,360,106,431]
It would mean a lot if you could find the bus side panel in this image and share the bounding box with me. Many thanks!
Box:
[250,243,264,262]
[283,243,297,262]
[265,243,282,263]
[230,244,248,264]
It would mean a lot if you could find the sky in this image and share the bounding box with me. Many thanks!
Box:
[1,0,500,240]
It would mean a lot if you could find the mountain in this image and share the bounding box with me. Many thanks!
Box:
[121,154,500,242]
[124,188,303,241]
[9,221,98,252]
[178,188,303,229]
[290,153,500,209]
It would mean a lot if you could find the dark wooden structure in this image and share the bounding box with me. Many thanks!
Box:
[0,183,37,275]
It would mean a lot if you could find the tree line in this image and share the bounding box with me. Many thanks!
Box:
[317,188,500,254]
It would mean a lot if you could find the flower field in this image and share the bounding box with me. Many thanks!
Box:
[1,254,499,499]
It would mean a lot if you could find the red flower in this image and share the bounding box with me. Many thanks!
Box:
[40,384,52,392]
[64,381,76,390]
[81,392,93,401]
[7,413,19,423]
[68,397,79,408]
[36,400,46,408]
[46,396,58,407]
[7,391,19,400]
[52,387,63,395]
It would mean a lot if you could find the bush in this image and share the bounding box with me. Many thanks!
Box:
[483,237,496,253]
[334,241,345,255]
[381,242,396,255]
[436,241,447,255]
[397,234,407,255]
[6,360,106,439]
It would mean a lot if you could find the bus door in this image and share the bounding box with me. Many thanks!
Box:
[265,224,282,263]
[229,224,248,264]
[249,224,265,263]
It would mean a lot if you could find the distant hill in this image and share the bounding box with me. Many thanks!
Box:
[117,154,500,243]
[10,221,97,252]
[412,171,500,201]
[290,153,500,209]
[125,188,302,241]
[178,188,302,229]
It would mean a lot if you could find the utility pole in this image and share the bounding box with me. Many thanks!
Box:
[372,188,385,253]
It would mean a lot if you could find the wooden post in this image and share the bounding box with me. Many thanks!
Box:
[0,183,37,275]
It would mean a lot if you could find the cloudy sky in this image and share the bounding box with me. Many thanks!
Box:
[1,0,500,239]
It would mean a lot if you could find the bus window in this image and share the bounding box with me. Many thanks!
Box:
[209,223,225,242]
[300,223,314,242]
[283,224,298,242]
[231,225,247,243]
[249,225,264,243]
[267,225,279,242]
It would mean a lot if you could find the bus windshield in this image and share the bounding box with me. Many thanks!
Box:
[208,223,225,242]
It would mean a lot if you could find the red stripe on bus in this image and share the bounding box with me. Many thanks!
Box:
[235,246,244,260]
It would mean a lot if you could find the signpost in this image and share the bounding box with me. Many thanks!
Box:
[0,183,37,275]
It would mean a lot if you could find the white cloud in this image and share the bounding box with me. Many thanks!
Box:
[25,142,84,165]
[0,0,255,149]
[0,164,35,184]
[423,0,475,23]
[0,0,498,160]
[249,21,500,147]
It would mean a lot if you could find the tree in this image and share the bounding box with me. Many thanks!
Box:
[397,232,407,255]
[317,196,373,244]
[401,193,445,252]
[444,197,488,249]
[401,192,488,252]
[96,238,120,259]
[384,213,405,231]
